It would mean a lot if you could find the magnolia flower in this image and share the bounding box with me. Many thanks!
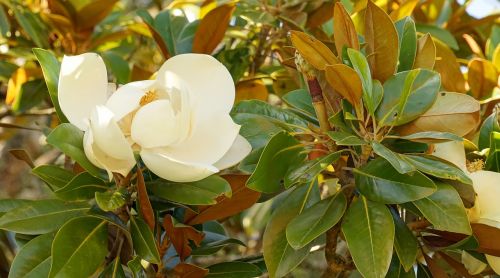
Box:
[58,53,251,182]
[432,141,500,274]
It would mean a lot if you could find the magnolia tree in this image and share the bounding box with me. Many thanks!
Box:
[0,0,499,277]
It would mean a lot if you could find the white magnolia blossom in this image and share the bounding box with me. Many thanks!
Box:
[432,141,500,274]
[58,53,251,182]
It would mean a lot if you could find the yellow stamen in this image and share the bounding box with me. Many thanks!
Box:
[467,159,485,173]
[139,90,159,106]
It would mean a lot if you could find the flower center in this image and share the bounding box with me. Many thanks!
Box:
[139,90,159,106]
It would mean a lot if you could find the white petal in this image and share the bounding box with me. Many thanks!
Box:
[58,53,109,130]
[165,114,240,164]
[83,127,136,179]
[470,170,500,223]
[432,141,467,171]
[106,80,155,121]
[462,251,487,275]
[131,100,179,148]
[89,105,135,161]
[141,148,218,182]
[487,255,500,274]
[214,135,252,170]
[156,54,235,118]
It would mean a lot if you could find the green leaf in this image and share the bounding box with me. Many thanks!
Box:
[282,89,316,118]
[95,190,126,212]
[0,60,18,81]
[412,182,472,235]
[486,132,500,172]
[11,79,47,114]
[127,256,146,278]
[391,210,418,272]
[49,217,108,278]
[32,165,75,190]
[347,49,375,115]
[247,131,306,193]
[397,131,462,142]
[416,264,432,278]
[192,238,246,256]
[13,7,49,48]
[234,114,284,149]
[263,183,319,278]
[286,192,347,249]
[371,142,416,174]
[341,197,394,278]
[387,255,416,278]
[0,199,34,214]
[206,262,263,278]
[102,51,130,84]
[326,131,366,146]
[395,17,417,72]
[9,233,53,278]
[415,23,458,50]
[0,199,89,234]
[98,257,126,278]
[232,100,310,128]
[0,5,10,37]
[371,79,384,114]
[404,154,472,185]
[147,175,231,205]
[130,216,160,263]
[46,124,103,178]
[33,48,68,122]
[284,151,342,188]
[376,69,440,126]
[478,111,500,150]
[354,157,436,204]
[55,172,108,201]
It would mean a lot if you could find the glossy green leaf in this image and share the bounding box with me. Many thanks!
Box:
[371,79,384,114]
[397,131,462,142]
[395,17,417,72]
[286,192,346,249]
[387,255,416,278]
[412,182,472,235]
[326,131,366,145]
[9,233,53,278]
[32,165,75,190]
[95,190,126,212]
[371,142,416,174]
[404,154,472,185]
[263,183,319,278]
[192,238,245,256]
[147,175,231,205]
[102,52,130,84]
[13,7,48,48]
[342,197,394,278]
[33,48,68,122]
[49,217,107,278]
[354,158,436,204]
[486,132,500,172]
[347,49,376,115]
[0,5,10,37]
[130,216,160,264]
[0,199,34,214]
[416,264,432,278]
[232,100,310,128]
[391,210,418,272]
[11,79,47,114]
[206,261,263,278]
[0,61,18,81]
[127,256,146,278]
[284,151,342,188]
[415,23,458,50]
[377,69,440,126]
[247,132,306,193]
[282,89,316,118]
[98,257,126,278]
[46,124,102,178]
[478,111,500,150]
[0,199,89,234]
[55,172,107,201]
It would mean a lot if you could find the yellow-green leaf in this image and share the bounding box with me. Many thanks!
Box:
[413,33,436,70]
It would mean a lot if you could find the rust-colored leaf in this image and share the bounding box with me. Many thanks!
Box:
[192,3,235,54]
[438,251,478,278]
[137,168,155,231]
[172,263,208,278]
[389,0,419,21]
[306,1,334,29]
[184,175,260,225]
[423,253,448,278]
[235,79,269,103]
[472,223,500,257]
[75,0,118,31]
[413,33,436,70]
[163,215,204,261]
[434,39,467,93]
[333,2,359,56]
[364,1,399,82]
[142,22,171,59]
[325,64,362,107]
[397,92,480,137]
[467,58,498,100]
[290,30,339,70]
[9,149,35,168]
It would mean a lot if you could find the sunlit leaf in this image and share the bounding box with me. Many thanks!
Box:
[290,31,339,70]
